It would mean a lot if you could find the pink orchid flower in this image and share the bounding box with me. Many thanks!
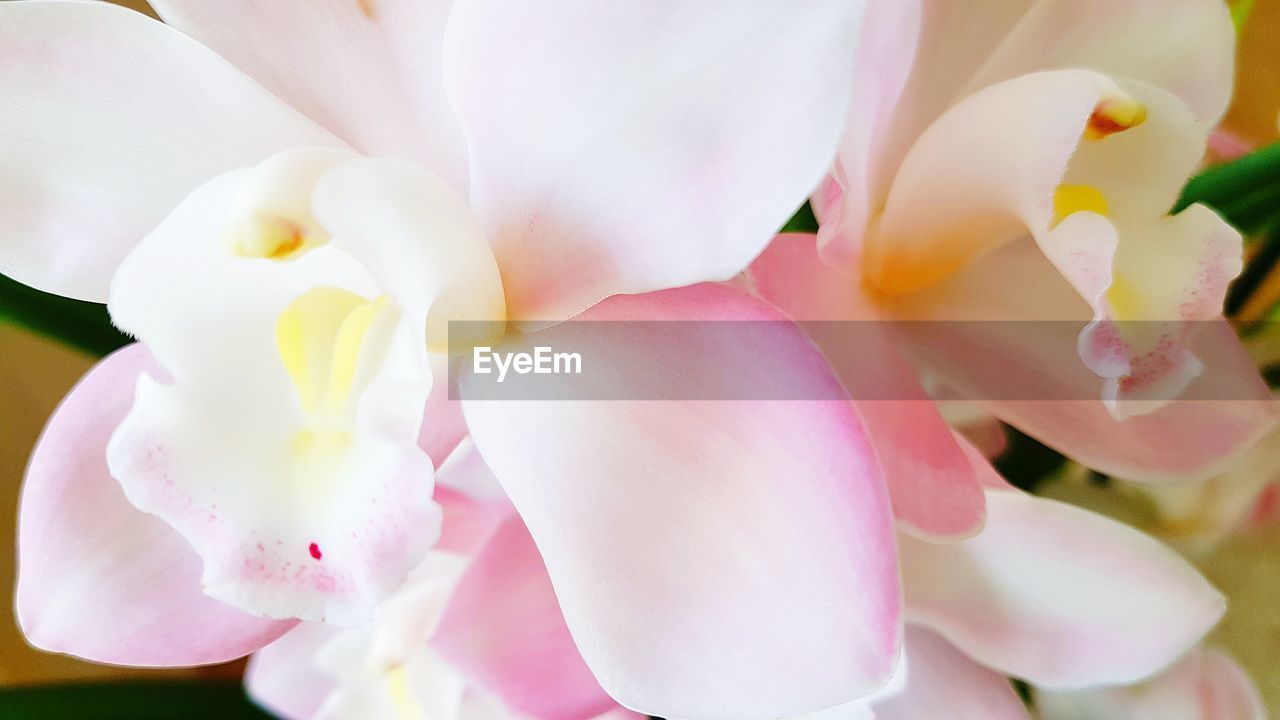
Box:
[240,432,1224,719]
[1,1,933,717]
[746,0,1276,546]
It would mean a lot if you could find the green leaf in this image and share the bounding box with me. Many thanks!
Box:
[0,681,273,720]
[0,273,130,357]
[1175,141,1280,237]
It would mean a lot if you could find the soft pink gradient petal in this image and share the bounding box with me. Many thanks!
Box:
[246,624,340,720]
[0,0,341,302]
[832,0,1034,240]
[1036,647,1267,720]
[892,239,1276,481]
[816,0,922,268]
[420,358,469,470]
[901,488,1225,688]
[16,344,295,666]
[150,0,468,192]
[433,444,515,557]
[443,0,866,320]
[461,284,899,719]
[872,627,1030,720]
[433,515,615,720]
[749,233,984,540]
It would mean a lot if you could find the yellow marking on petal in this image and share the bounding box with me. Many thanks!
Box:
[325,296,389,416]
[1052,184,1109,227]
[276,287,389,418]
[385,666,422,720]
[1085,96,1148,142]
[230,215,320,261]
[291,428,353,456]
[1106,274,1145,321]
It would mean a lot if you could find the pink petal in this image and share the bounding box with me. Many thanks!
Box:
[420,358,469,469]
[0,1,340,301]
[150,0,467,191]
[901,488,1225,688]
[1036,647,1267,720]
[820,0,1035,262]
[749,233,984,540]
[816,0,922,268]
[443,0,865,320]
[246,624,341,720]
[460,284,899,719]
[433,515,616,720]
[16,345,295,666]
[433,443,515,557]
[893,239,1276,481]
[872,626,1030,720]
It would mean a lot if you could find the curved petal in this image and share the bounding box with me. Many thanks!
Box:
[17,344,295,666]
[0,0,340,301]
[816,0,923,268]
[969,0,1236,124]
[107,154,463,625]
[901,488,1225,688]
[872,627,1030,720]
[867,70,1196,297]
[460,284,900,719]
[871,69,1242,415]
[434,441,515,556]
[818,0,1036,266]
[1036,647,1267,720]
[443,0,867,320]
[748,233,984,539]
[420,356,469,469]
[150,0,468,191]
[246,624,340,720]
[433,515,616,720]
[892,239,1276,481]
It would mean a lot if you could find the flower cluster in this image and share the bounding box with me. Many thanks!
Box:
[2,1,1277,719]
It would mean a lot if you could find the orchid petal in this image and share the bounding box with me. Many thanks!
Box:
[246,624,340,720]
[1036,647,1266,720]
[816,0,922,267]
[969,0,1236,125]
[420,356,469,470]
[17,345,295,666]
[901,488,1225,687]
[461,283,899,719]
[433,515,616,720]
[0,0,340,301]
[749,233,984,539]
[871,627,1030,720]
[443,0,866,320]
[869,68,1245,414]
[106,152,496,624]
[818,0,1035,266]
[149,0,468,191]
[892,239,1275,481]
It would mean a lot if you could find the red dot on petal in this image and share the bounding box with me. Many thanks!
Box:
[309,543,322,560]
